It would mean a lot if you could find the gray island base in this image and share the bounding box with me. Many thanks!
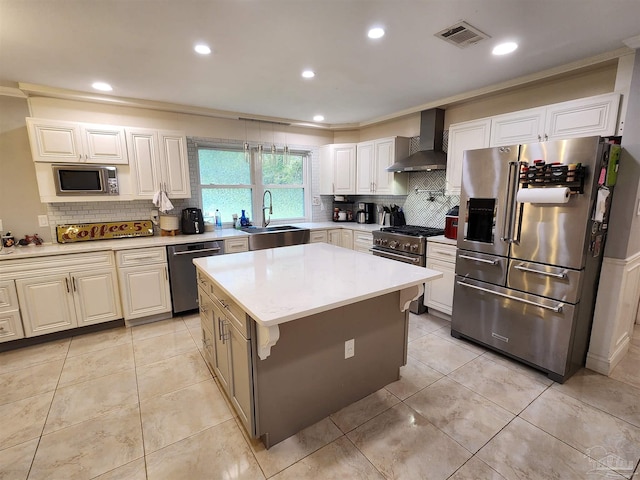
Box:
[193,243,442,448]
[254,291,407,448]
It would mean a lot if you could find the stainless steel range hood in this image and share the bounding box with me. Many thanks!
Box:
[387,108,447,172]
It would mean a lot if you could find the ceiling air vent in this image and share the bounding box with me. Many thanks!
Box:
[435,21,490,48]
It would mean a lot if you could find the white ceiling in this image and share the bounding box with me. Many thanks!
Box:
[1,0,639,127]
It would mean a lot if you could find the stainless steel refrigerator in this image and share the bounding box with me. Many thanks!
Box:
[451,136,620,382]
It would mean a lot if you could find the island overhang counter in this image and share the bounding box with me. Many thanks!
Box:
[193,243,442,448]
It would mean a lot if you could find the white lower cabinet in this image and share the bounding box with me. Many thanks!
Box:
[225,237,249,253]
[424,242,457,316]
[353,231,373,254]
[309,230,328,243]
[0,280,24,342]
[328,228,354,249]
[16,267,121,337]
[116,247,171,321]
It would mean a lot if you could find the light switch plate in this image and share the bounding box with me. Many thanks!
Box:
[38,215,49,227]
[0,219,3,231]
[345,339,355,359]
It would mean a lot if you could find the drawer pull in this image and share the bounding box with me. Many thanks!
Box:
[514,265,568,279]
[457,280,564,313]
[459,254,498,265]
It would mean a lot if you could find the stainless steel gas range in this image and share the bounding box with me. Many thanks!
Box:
[371,225,444,314]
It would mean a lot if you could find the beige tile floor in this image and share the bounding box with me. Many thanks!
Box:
[1,312,639,480]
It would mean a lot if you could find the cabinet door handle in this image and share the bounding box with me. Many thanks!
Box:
[72,276,77,292]
[78,154,82,161]
[537,135,542,142]
[164,267,168,280]
[64,277,70,293]
[544,134,548,141]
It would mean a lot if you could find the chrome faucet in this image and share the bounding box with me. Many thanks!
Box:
[262,190,273,227]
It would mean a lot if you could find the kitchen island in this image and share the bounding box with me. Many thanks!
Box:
[193,242,442,448]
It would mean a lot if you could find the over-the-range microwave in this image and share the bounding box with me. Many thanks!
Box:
[53,164,119,196]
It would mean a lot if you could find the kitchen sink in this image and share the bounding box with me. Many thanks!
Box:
[240,225,310,251]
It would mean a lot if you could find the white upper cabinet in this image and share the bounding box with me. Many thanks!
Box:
[489,93,620,146]
[357,137,409,195]
[319,143,357,195]
[446,119,491,196]
[26,118,128,164]
[355,141,374,194]
[126,128,191,199]
[490,107,547,146]
[544,93,620,140]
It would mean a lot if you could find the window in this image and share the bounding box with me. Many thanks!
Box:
[198,146,309,225]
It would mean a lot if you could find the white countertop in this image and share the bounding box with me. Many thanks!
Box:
[0,222,383,261]
[193,242,442,327]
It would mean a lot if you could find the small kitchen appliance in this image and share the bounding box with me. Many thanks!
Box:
[360,202,376,224]
[444,205,459,239]
[181,208,204,234]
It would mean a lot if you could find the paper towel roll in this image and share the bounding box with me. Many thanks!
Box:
[516,187,570,204]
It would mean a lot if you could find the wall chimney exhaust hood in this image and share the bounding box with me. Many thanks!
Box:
[387,108,447,172]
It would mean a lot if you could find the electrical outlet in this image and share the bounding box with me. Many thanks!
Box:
[0,219,3,232]
[151,209,160,225]
[312,196,321,206]
[344,339,355,359]
[38,215,49,227]
[637,199,640,216]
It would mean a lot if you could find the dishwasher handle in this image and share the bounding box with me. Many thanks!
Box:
[171,247,221,256]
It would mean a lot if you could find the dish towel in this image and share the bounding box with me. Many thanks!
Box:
[153,189,174,213]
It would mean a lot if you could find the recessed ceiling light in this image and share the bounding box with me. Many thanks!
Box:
[92,82,112,92]
[313,115,325,122]
[302,70,315,79]
[194,44,212,55]
[368,27,385,39]
[492,42,518,55]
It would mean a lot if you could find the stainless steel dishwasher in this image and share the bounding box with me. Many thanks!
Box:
[167,241,224,314]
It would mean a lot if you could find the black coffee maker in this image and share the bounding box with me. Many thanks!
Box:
[181,208,204,234]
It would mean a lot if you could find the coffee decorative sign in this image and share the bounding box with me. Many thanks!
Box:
[56,220,154,243]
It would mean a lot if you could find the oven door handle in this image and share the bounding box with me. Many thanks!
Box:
[370,248,421,264]
[457,280,564,313]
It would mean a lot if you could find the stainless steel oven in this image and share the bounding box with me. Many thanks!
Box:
[371,225,444,314]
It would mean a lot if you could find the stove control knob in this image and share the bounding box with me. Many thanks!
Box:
[389,241,399,249]
[403,243,411,251]
[410,244,419,252]
[381,239,388,246]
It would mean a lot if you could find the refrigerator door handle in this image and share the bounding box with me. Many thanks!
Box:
[501,159,521,243]
[459,254,498,265]
[514,264,568,279]
[457,280,565,313]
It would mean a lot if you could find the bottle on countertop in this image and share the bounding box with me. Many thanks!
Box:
[240,210,248,227]
[215,209,222,229]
